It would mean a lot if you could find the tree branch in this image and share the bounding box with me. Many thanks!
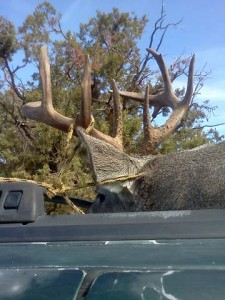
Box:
[3,57,26,101]
[131,2,181,90]
[192,123,225,130]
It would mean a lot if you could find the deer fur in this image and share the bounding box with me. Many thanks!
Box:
[77,128,225,213]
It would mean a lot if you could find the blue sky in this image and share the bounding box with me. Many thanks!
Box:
[1,0,225,135]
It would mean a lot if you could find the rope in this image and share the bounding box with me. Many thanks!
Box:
[85,115,95,133]
[63,122,75,151]
[74,173,144,189]
[0,177,84,214]
[98,173,144,185]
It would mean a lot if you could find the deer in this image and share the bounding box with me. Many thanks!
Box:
[21,46,225,213]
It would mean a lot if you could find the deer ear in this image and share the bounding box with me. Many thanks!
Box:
[77,127,146,184]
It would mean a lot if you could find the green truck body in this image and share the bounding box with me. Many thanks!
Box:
[1,182,225,299]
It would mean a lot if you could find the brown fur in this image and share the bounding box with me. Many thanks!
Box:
[78,128,225,213]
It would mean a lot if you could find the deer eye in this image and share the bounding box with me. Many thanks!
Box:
[98,193,106,204]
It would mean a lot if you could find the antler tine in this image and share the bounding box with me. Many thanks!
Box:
[146,48,172,95]
[87,79,123,151]
[143,85,152,146]
[22,46,74,132]
[112,80,123,143]
[76,59,124,150]
[40,45,53,110]
[183,54,195,102]
[77,55,92,129]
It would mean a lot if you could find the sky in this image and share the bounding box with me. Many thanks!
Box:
[1,0,225,135]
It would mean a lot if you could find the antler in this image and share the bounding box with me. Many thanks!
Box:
[21,46,123,151]
[144,49,194,152]
[22,46,194,155]
[118,48,195,153]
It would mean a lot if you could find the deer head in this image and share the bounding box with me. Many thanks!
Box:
[22,46,202,213]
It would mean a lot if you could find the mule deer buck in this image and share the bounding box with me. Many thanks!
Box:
[22,46,225,213]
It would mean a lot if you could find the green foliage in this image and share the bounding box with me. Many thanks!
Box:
[78,8,148,86]
[0,17,18,61]
[18,1,60,61]
[160,128,209,154]
[0,3,223,214]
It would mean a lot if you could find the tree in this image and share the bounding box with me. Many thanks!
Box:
[0,2,223,213]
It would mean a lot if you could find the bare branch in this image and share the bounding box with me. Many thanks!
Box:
[2,57,26,101]
[192,123,225,130]
[131,2,181,89]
